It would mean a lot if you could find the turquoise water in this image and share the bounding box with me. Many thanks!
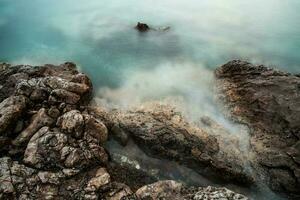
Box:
[1,0,300,127]
[1,0,299,87]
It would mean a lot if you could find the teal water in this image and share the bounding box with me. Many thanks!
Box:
[1,0,299,115]
[0,0,299,88]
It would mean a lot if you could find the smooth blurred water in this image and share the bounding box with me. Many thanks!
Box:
[1,0,300,128]
[0,0,299,88]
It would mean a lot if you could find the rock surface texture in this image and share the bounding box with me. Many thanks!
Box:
[216,60,300,196]
[0,62,248,200]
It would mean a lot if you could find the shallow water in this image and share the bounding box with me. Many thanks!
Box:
[0,1,299,199]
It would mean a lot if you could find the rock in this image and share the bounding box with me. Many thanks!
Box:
[84,114,108,144]
[0,62,250,200]
[57,110,84,138]
[85,168,111,192]
[30,88,48,102]
[0,96,27,135]
[132,180,248,200]
[135,180,183,199]
[215,60,300,194]
[13,108,55,146]
[135,22,150,32]
[110,104,253,185]
[111,123,129,146]
[0,157,15,196]
[191,186,248,200]
[49,89,81,104]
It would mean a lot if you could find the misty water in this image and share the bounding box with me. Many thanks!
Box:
[1,0,300,199]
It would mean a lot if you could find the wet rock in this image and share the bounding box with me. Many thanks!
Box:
[216,60,300,195]
[135,22,150,32]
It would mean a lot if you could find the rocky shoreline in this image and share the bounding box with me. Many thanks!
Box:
[0,61,299,199]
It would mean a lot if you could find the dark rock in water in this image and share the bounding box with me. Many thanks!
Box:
[135,22,150,32]
[216,60,300,196]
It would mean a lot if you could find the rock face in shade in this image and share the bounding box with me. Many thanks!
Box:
[215,60,300,195]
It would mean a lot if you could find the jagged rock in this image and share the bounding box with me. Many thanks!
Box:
[215,60,300,195]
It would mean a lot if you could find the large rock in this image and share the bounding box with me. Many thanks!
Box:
[110,103,253,185]
[215,60,300,195]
